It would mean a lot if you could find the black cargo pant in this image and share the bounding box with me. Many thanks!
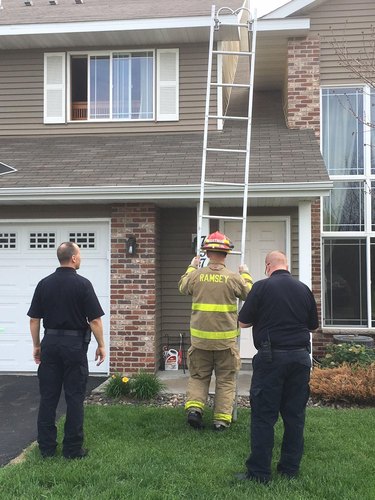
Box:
[37,334,89,456]
[246,349,311,481]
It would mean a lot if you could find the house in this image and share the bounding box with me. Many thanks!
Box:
[0,0,371,376]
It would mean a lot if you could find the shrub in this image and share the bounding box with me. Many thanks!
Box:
[105,373,132,399]
[130,370,166,400]
[104,371,166,400]
[310,363,375,405]
[320,342,375,368]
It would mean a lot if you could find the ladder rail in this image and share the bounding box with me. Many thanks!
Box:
[197,3,257,423]
[241,12,257,266]
[197,4,216,252]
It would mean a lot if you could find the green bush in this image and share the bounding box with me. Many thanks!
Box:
[104,371,166,400]
[105,373,133,399]
[320,342,375,368]
[131,370,166,400]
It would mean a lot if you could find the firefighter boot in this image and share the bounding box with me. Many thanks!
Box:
[187,410,204,430]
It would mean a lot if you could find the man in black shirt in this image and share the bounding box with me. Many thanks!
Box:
[236,250,318,483]
[28,242,106,459]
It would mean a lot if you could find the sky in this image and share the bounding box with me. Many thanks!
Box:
[253,0,290,17]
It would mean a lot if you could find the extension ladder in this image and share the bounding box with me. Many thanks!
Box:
[197,3,257,421]
[197,3,257,265]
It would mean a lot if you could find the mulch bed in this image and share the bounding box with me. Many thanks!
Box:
[85,391,372,409]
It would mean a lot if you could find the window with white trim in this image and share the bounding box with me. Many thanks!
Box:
[69,232,96,249]
[29,232,56,249]
[0,233,16,249]
[44,49,179,123]
[321,86,375,327]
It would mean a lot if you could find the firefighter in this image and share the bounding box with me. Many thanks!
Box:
[178,231,253,431]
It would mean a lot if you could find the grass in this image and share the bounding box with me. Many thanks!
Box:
[0,405,374,499]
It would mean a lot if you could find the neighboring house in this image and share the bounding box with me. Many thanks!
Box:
[0,0,370,375]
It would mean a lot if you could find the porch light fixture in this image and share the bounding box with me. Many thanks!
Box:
[75,0,83,4]
[49,0,58,4]
[24,1,33,5]
[126,236,137,256]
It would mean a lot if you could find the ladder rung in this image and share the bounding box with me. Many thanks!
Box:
[206,147,247,154]
[202,215,244,221]
[204,181,246,187]
[208,114,249,121]
[216,22,251,28]
[212,50,254,56]
[211,83,251,88]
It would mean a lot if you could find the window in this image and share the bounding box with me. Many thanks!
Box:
[44,49,179,123]
[69,232,96,249]
[70,51,153,121]
[321,86,374,327]
[0,233,16,249]
[323,238,367,326]
[29,232,56,249]
[322,88,364,175]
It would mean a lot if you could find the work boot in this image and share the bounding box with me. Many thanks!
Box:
[187,411,204,430]
[213,423,228,432]
[63,448,89,460]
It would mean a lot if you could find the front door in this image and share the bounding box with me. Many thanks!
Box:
[223,217,289,359]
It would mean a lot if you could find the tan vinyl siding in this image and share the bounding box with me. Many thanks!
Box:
[0,44,215,136]
[307,0,375,85]
[160,208,196,353]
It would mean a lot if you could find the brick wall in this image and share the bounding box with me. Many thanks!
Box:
[110,203,160,374]
[286,36,327,356]
[286,37,320,137]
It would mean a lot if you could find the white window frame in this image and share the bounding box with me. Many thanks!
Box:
[67,49,155,123]
[320,84,374,329]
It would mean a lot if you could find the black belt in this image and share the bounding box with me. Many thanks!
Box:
[272,348,308,352]
[45,329,86,337]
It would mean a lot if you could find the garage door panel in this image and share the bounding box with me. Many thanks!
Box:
[0,266,21,295]
[0,334,35,372]
[0,221,110,374]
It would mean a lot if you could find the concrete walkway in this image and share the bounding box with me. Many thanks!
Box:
[157,369,252,397]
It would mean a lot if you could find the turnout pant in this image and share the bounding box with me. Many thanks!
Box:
[185,346,241,425]
[37,335,89,456]
[246,350,311,480]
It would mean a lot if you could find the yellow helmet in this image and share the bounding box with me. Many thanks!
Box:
[201,231,234,253]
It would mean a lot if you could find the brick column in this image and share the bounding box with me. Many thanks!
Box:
[110,203,159,374]
[287,37,325,355]
[286,37,320,137]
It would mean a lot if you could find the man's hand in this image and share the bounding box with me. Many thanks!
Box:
[190,256,200,268]
[33,346,41,365]
[95,346,106,366]
[239,264,249,273]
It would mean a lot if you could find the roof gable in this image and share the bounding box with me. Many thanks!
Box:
[262,0,327,19]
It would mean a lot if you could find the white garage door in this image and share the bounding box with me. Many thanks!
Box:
[0,220,110,374]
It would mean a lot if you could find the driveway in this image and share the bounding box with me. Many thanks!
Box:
[0,374,104,466]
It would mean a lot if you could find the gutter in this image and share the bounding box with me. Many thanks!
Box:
[0,17,310,37]
[0,181,332,203]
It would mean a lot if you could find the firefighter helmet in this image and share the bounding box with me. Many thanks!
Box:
[201,231,234,253]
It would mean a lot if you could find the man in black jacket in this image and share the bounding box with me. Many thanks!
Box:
[236,250,318,484]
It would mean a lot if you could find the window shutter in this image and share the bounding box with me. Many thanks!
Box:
[157,49,179,121]
[44,53,66,124]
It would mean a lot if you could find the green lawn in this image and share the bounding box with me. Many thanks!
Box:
[1,406,374,499]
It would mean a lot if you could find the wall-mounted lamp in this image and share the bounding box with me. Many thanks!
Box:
[126,236,137,256]
[24,1,33,5]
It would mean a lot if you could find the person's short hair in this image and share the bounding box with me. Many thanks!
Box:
[206,250,227,258]
[57,242,78,264]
